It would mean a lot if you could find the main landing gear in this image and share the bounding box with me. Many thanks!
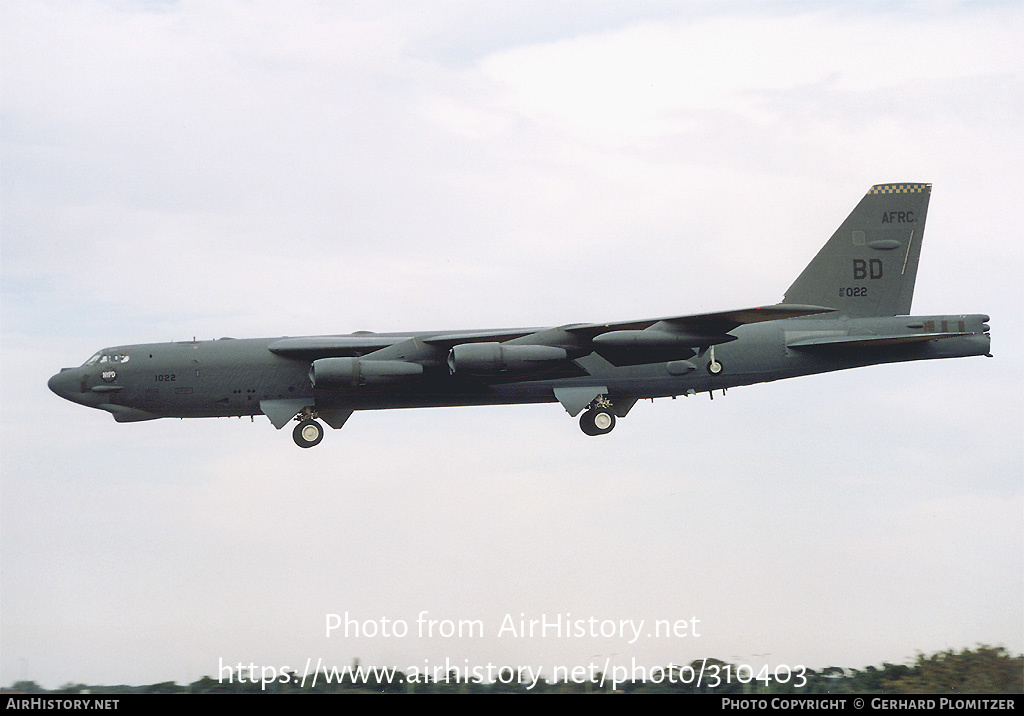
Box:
[579,408,615,436]
[284,406,353,447]
[292,418,324,448]
[579,395,616,436]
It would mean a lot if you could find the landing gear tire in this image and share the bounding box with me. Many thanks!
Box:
[580,408,616,436]
[293,419,324,448]
[707,360,724,375]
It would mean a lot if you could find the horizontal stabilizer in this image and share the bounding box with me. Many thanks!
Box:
[788,332,973,350]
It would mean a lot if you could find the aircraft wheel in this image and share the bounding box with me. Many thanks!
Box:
[707,360,724,375]
[293,419,324,448]
[579,408,615,436]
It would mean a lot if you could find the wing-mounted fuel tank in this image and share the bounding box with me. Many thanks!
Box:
[310,357,423,388]
[447,343,568,375]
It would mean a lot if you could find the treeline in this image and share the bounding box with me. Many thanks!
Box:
[4,645,1021,694]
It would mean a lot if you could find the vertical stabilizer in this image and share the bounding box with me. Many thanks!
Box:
[783,183,931,317]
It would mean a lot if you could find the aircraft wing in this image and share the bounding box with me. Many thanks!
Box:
[268,305,832,362]
[564,303,834,341]
[269,330,544,361]
[419,329,547,347]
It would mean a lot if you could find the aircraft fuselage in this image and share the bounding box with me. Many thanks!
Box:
[48,313,991,424]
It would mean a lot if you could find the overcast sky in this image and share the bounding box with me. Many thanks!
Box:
[2,0,1021,690]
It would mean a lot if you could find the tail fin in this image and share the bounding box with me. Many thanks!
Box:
[783,183,931,317]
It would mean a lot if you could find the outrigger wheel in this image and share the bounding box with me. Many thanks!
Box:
[293,418,324,448]
[579,408,616,436]
[706,344,724,374]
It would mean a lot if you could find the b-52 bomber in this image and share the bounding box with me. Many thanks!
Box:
[49,183,991,447]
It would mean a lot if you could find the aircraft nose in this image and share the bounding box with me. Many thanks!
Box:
[48,368,80,401]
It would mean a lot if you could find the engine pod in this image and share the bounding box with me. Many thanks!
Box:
[310,357,423,388]
[448,343,567,375]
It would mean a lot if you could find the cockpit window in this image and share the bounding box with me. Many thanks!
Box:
[84,352,129,366]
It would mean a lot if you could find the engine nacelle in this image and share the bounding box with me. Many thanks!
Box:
[310,357,423,388]
[447,343,568,375]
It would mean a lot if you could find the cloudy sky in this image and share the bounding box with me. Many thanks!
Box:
[2,0,1021,690]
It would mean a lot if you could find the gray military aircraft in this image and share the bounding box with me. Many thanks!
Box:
[49,183,991,447]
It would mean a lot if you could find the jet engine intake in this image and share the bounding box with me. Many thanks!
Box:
[448,343,567,375]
